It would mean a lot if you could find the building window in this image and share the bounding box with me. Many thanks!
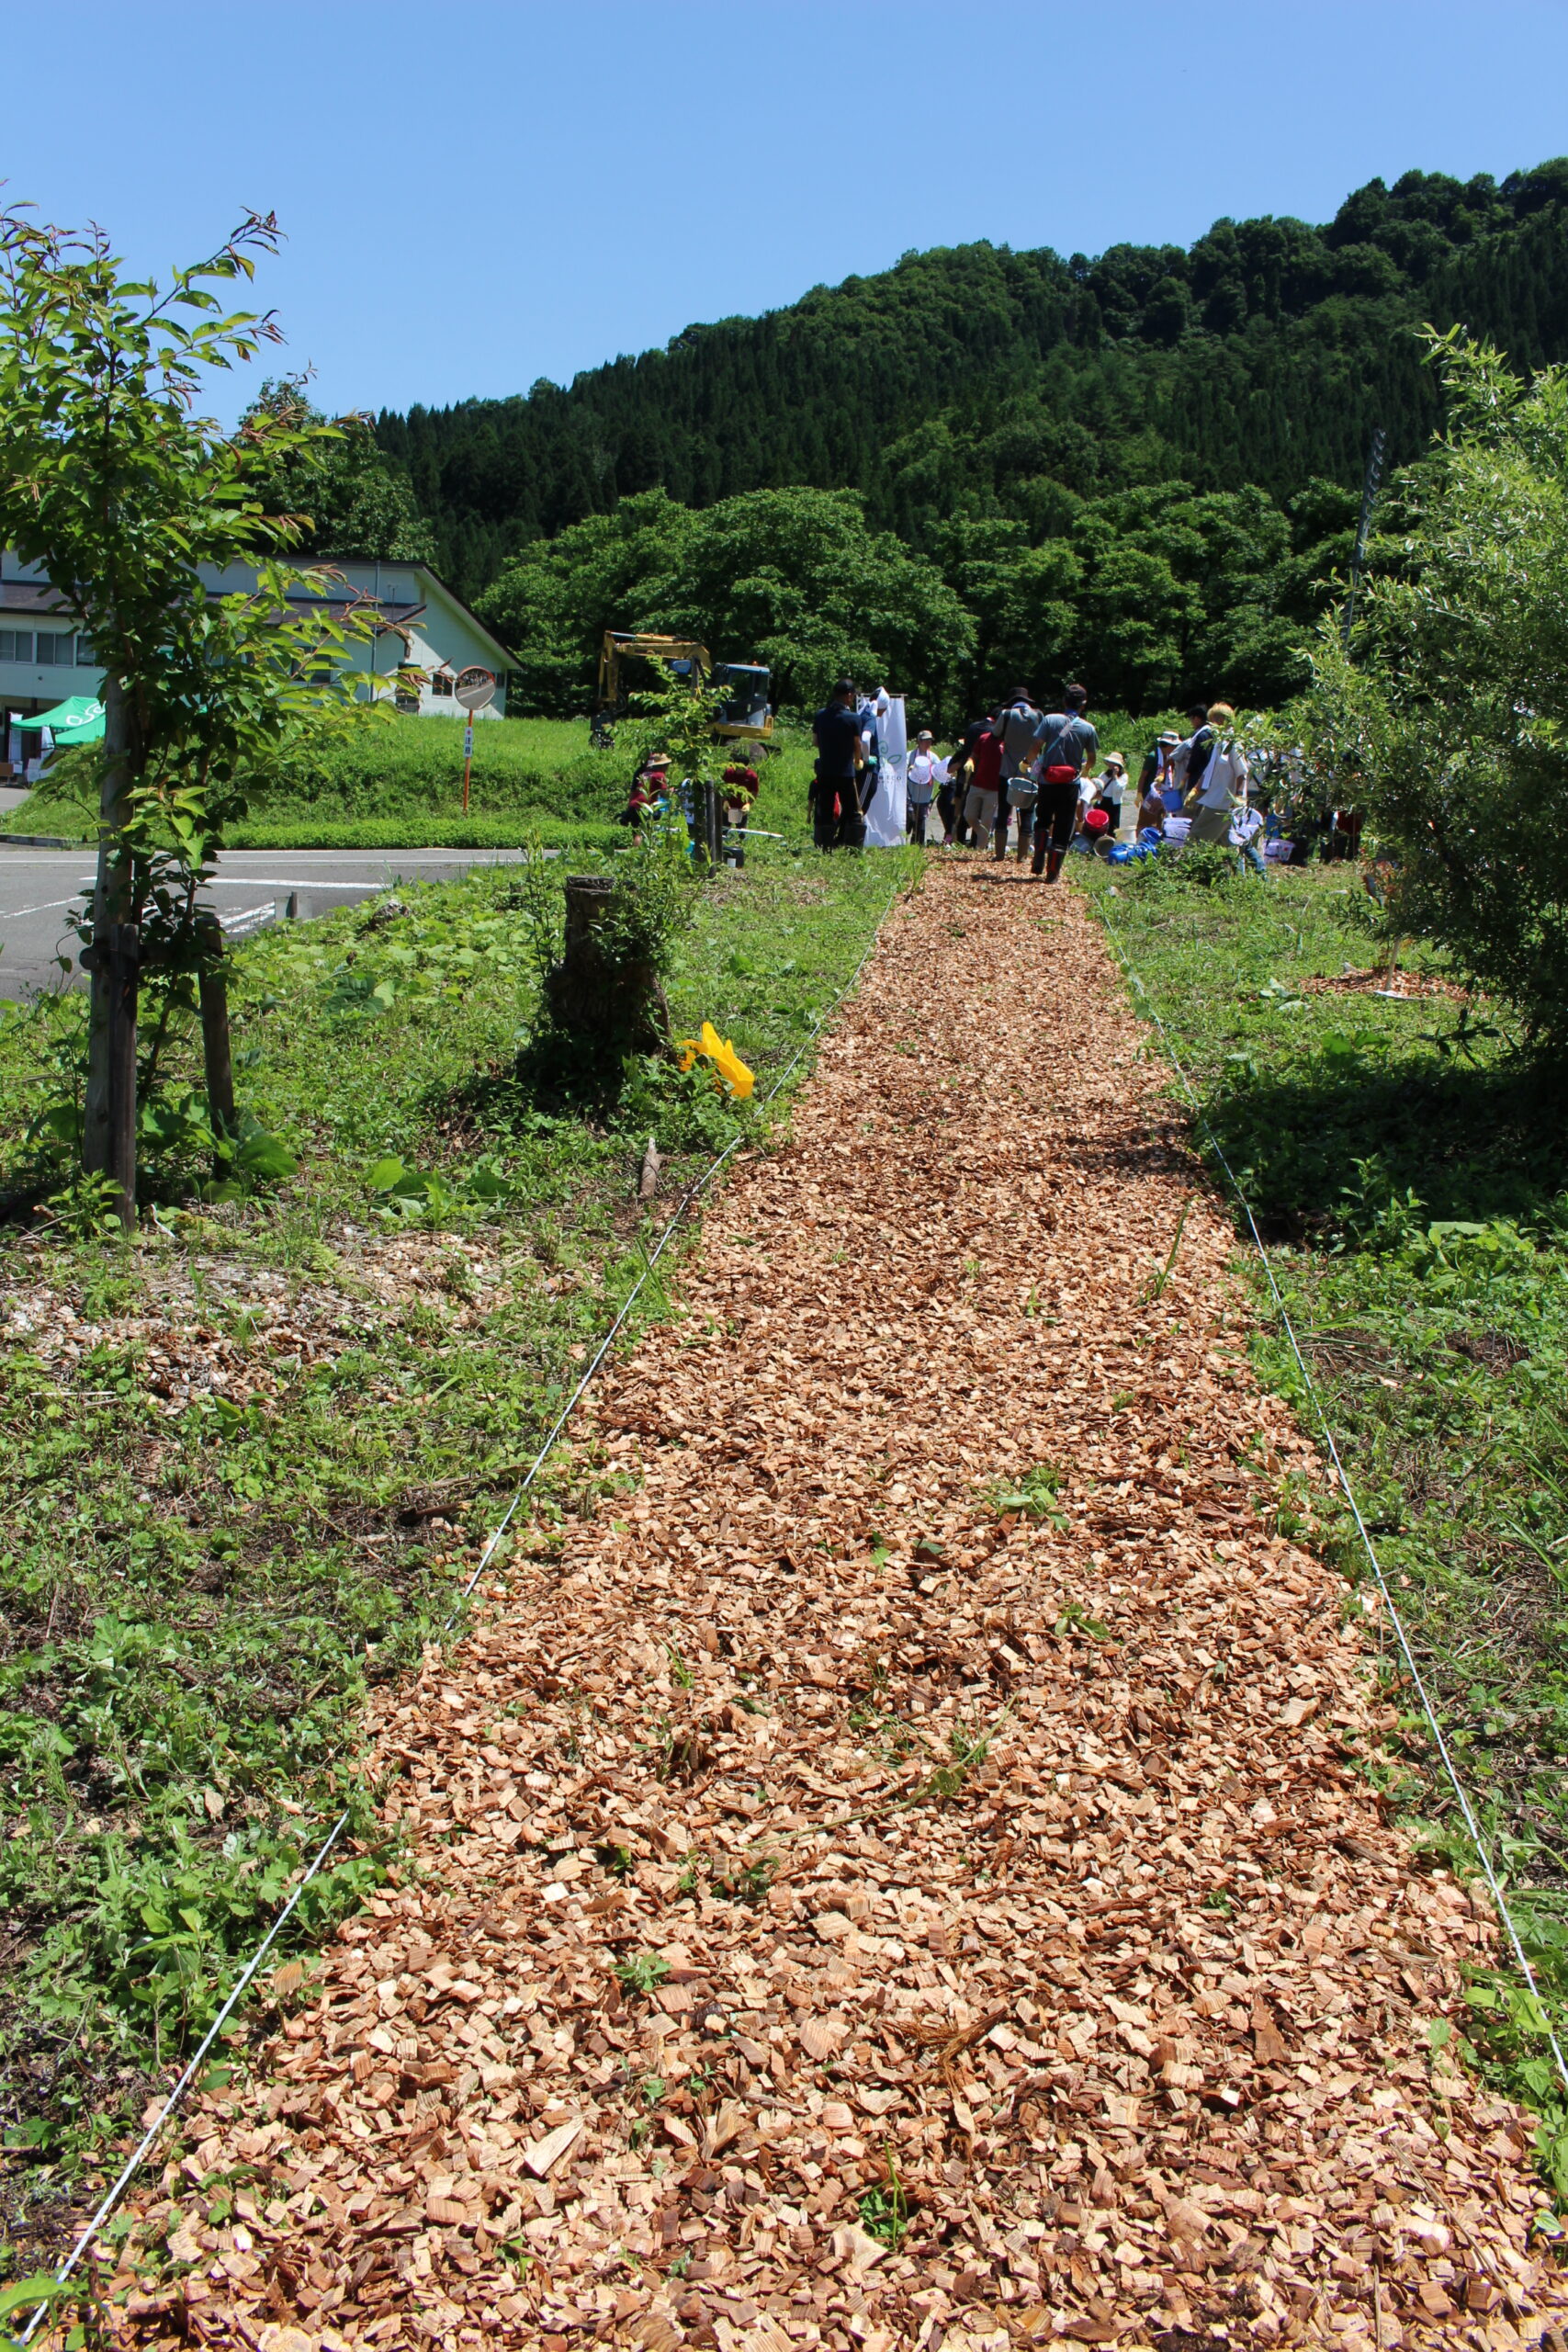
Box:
[432,671,454,696]
[0,630,32,663]
[36,630,73,664]
[76,634,96,666]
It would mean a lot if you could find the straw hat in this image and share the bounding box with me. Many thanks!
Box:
[648,752,671,769]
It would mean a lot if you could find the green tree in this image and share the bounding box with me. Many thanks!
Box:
[1304,331,1568,1038]
[478,489,695,715]
[932,517,1079,714]
[480,484,972,717]
[643,488,973,711]
[241,381,434,561]
[0,207,374,1224]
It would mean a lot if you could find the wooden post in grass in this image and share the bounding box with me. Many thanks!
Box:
[97,921,140,1230]
[195,911,237,1148]
[700,780,724,869]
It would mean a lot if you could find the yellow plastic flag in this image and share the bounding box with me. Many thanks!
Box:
[674,1020,755,1101]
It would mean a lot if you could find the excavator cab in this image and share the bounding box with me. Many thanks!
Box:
[712,663,773,741]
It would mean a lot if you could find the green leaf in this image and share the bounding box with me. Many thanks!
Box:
[233,1125,298,1182]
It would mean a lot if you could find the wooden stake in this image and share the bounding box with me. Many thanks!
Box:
[196,911,237,1148]
[105,922,140,1229]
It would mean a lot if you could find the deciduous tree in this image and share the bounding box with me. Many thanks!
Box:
[0,207,374,1225]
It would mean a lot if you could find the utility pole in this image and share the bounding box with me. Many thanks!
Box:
[1342,424,1387,651]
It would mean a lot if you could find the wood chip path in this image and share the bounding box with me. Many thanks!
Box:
[96,861,1568,2352]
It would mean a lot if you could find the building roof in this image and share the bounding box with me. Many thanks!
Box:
[0,557,518,671]
[314,557,518,672]
[0,582,79,619]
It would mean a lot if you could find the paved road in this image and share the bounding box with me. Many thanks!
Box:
[0,846,529,999]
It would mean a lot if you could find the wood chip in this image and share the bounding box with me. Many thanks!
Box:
[98,865,1568,2349]
[522,2116,583,2177]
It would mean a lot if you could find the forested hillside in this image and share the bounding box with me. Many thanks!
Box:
[369,161,1568,716]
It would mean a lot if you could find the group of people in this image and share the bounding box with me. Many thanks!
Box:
[622,748,761,865]
[625,677,1276,878]
[811,679,1270,876]
[1131,701,1258,867]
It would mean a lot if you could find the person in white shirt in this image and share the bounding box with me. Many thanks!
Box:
[906,729,942,846]
[1188,703,1247,845]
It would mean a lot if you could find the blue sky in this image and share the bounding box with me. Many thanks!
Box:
[14,0,1568,421]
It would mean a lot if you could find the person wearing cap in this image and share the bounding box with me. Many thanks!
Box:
[1140,729,1183,814]
[1097,750,1128,837]
[992,684,1043,861]
[811,677,865,852]
[1171,703,1216,809]
[624,750,671,835]
[906,729,942,846]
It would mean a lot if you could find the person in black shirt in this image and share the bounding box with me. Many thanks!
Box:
[811,679,865,851]
[1175,702,1214,808]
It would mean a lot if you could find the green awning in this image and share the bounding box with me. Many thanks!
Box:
[14,695,105,743]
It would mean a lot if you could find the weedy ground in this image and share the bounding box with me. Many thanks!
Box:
[0,832,915,2263]
[1081,849,1568,2180]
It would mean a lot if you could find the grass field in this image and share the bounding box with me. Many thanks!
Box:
[0,836,918,2258]
[0,713,822,852]
[1080,850,1568,2182]
[0,703,1166,851]
[0,717,625,849]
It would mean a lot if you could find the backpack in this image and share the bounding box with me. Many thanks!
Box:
[1039,714,1087,784]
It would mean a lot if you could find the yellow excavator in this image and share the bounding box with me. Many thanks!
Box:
[591,630,773,749]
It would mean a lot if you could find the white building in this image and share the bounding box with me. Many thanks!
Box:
[0,554,515,764]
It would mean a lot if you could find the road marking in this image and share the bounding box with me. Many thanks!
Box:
[2,895,82,918]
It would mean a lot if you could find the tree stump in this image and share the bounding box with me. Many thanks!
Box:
[543,875,671,1058]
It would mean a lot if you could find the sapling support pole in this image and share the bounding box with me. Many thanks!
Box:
[195,910,237,1151]
[84,674,136,1193]
[697,780,723,869]
[81,921,141,1229]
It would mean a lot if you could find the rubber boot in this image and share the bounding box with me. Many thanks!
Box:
[1045,849,1066,884]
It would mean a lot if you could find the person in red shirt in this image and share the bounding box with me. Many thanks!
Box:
[963,719,1004,848]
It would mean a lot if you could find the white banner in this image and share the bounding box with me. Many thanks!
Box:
[863,692,907,847]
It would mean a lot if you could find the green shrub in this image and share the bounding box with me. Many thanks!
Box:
[1304,332,1568,1042]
